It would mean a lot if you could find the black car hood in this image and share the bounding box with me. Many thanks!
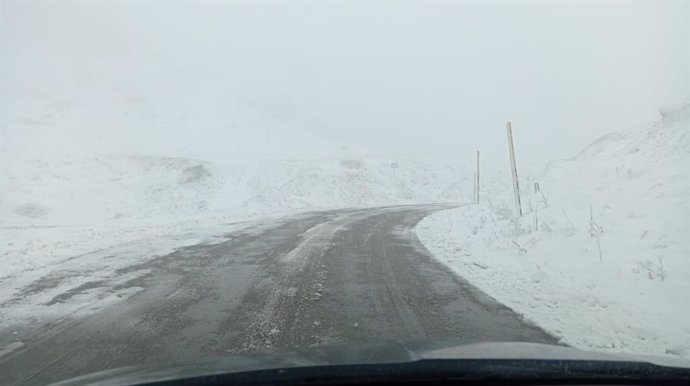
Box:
[50,340,690,386]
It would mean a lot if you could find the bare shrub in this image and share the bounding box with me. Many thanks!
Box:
[14,203,49,219]
[511,240,527,255]
[340,159,364,170]
[635,255,667,281]
[486,197,512,221]
[179,164,211,184]
[589,205,604,261]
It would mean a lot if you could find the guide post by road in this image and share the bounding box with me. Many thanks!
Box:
[473,173,476,203]
[391,162,399,177]
[476,150,480,204]
[506,122,523,216]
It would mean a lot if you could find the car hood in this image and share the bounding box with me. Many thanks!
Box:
[51,340,690,386]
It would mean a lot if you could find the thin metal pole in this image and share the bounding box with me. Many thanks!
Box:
[506,122,523,216]
[473,173,476,203]
[476,150,480,204]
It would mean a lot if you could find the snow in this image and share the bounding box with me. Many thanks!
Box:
[0,220,251,332]
[0,155,491,281]
[417,102,690,359]
[1,74,510,346]
[0,341,24,359]
[2,70,688,361]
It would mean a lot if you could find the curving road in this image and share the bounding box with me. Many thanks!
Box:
[0,204,556,385]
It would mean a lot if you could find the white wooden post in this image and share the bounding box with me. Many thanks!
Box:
[506,122,523,216]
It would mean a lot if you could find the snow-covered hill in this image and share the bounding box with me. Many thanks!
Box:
[1,156,483,226]
[0,155,498,280]
[418,102,690,358]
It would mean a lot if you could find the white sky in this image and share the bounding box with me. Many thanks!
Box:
[1,0,688,166]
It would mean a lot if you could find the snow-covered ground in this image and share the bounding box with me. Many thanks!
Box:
[2,79,688,361]
[418,102,690,359]
[0,155,495,281]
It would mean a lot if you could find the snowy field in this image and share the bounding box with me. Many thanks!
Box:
[417,102,690,359]
[0,156,495,282]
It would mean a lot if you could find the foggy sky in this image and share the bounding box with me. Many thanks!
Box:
[1,0,688,167]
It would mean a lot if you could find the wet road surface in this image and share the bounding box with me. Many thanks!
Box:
[0,204,556,385]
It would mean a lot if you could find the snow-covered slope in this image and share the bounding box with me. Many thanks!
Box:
[0,155,494,280]
[418,102,690,358]
[1,156,480,226]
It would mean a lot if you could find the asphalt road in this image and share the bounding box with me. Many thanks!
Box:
[0,205,556,385]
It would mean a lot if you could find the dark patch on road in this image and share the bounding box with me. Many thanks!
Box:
[45,280,108,306]
[15,270,75,299]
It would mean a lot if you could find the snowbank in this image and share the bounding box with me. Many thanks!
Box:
[417,102,690,358]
